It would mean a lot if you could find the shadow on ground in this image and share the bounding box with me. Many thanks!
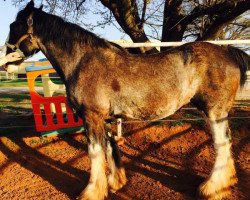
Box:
[0,109,249,199]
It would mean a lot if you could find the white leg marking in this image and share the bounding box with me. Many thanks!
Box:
[200,119,237,199]
[106,141,127,193]
[79,143,108,200]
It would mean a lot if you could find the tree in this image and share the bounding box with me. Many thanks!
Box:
[10,0,250,53]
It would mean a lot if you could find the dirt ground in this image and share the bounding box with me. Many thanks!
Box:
[0,108,249,200]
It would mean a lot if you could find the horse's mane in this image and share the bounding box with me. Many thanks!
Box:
[20,8,125,53]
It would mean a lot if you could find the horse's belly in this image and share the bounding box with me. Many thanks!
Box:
[112,89,198,120]
[111,76,200,120]
[112,99,179,120]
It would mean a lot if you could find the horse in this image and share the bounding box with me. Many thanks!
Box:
[4,1,249,199]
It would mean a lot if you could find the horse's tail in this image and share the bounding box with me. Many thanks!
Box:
[227,46,250,86]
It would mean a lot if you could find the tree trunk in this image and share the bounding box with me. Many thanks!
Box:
[161,0,185,51]
[100,0,158,53]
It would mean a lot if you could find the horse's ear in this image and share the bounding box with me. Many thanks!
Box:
[24,0,35,12]
[39,5,44,11]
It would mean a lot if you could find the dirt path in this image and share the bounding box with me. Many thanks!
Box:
[0,110,249,200]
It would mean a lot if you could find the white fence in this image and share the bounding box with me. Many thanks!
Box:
[0,71,16,81]
[115,39,250,48]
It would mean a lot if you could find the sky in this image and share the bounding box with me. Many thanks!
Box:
[0,1,125,61]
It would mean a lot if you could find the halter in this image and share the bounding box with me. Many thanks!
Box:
[5,13,38,59]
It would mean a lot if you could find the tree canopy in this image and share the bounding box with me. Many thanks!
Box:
[10,0,250,53]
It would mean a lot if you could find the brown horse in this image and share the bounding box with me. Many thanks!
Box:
[5,1,249,199]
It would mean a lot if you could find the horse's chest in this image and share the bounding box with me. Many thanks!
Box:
[67,82,110,113]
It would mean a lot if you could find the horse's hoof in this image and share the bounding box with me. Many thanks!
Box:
[108,167,127,193]
[78,182,108,200]
[198,177,237,200]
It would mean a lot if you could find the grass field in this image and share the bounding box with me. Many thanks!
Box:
[0,79,43,87]
[0,78,63,87]
[0,93,30,102]
[0,92,31,116]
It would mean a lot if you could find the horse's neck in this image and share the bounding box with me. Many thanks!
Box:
[38,40,89,81]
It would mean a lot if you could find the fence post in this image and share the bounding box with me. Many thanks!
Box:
[117,118,122,137]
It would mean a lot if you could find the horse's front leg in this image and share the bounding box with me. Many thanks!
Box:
[79,111,108,200]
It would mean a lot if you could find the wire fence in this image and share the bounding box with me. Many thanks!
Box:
[0,88,249,130]
[0,116,249,130]
[1,100,249,128]
[0,77,62,81]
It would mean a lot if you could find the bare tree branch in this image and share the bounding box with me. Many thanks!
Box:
[77,0,86,10]
[10,0,250,53]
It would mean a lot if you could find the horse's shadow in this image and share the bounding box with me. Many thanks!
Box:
[111,122,250,199]
[0,132,89,199]
[233,134,250,199]
[0,120,248,199]
[109,127,205,199]
[0,121,204,199]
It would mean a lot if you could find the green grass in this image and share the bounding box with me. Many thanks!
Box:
[0,78,63,87]
[170,120,185,127]
[149,121,165,127]
[0,93,30,102]
[0,79,42,87]
[0,104,4,111]
[0,77,64,115]
[0,93,31,114]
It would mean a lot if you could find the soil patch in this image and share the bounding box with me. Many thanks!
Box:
[0,109,249,200]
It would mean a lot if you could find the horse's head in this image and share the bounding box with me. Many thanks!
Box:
[5,0,41,68]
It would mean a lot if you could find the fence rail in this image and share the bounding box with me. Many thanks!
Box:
[1,39,250,51]
[115,39,250,48]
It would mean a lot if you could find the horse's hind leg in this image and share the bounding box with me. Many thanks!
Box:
[79,111,108,200]
[199,110,237,199]
[105,124,127,193]
[106,136,127,192]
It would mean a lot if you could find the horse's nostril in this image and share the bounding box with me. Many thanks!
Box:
[2,64,7,71]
